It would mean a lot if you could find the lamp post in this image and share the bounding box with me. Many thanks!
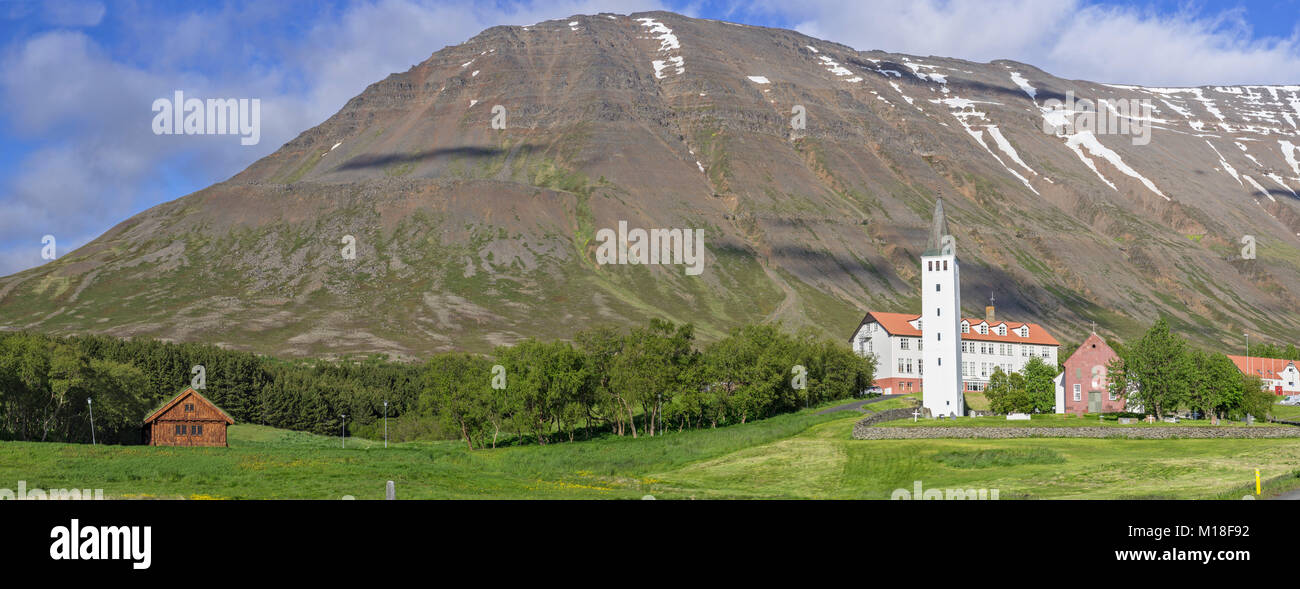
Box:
[87,397,96,446]
[340,414,347,448]
[1245,333,1250,379]
[383,401,388,449]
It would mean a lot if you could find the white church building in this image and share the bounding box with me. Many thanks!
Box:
[848,198,1061,416]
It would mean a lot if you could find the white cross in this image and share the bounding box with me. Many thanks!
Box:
[912,409,921,422]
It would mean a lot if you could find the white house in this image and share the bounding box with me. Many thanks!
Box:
[1229,355,1300,395]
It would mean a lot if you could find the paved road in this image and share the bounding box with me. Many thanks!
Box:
[816,395,904,415]
[1272,488,1300,500]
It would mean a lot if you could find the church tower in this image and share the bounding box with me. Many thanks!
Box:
[921,197,964,417]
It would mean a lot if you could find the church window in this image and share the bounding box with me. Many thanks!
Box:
[928,261,933,271]
[943,260,948,270]
[936,307,941,316]
[937,332,941,341]
[936,284,940,292]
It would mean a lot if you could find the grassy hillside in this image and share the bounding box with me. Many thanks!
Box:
[2,403,1298,499]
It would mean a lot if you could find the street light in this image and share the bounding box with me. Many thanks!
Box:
[383,401,388,449]
[340,414,347,448]
[1245,333,1250,379]
[87,397,95,446]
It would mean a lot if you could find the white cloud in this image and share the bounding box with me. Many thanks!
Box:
[42,0,106,27]
[749,0,1300,86]
[0,0,674,276]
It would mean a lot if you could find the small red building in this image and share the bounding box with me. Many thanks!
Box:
[1060,332,1124,415]
[142,387,234,447]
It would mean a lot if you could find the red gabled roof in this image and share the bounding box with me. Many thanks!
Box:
[1227,355,1298,380]
[142,387,235,425]
[854,310,1060,346]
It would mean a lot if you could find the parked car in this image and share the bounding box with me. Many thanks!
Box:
[859,386,884,398]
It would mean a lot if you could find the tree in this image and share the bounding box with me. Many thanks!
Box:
[1107,318,1191,419]
[1235,375,1275,421]
[420,354,491,450]
[1021,357,1058,413]
[986,367,1031,414]
[1186,350,1243,425]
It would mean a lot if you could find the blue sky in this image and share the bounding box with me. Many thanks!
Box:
[1,0,1298,275]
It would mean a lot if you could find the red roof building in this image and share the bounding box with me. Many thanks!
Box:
[849,307,1060,395]
[1227,355,1300,395]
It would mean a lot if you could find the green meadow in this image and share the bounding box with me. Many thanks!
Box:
[1,398,1297,499]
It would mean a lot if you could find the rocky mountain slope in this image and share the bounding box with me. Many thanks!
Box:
[2,11,1298,358]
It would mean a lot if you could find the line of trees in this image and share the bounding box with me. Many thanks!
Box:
[421,320,877,449]
[1106,318,1276,422]
[0,320,875,447]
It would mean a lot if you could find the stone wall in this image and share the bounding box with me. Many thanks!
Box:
[854,408,919,431]
[852,425,1300,440]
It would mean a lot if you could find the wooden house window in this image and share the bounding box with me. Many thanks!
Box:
[185,403,194,412]
[175,425,184,435]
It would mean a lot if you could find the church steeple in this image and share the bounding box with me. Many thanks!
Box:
[923,197,950,256]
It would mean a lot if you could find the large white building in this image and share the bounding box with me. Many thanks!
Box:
[848,199,1060,413]
[1229,356,1300,395]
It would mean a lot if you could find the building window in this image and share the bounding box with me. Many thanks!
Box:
[1109,390,1117,401]
[961,323,969,333]
[898,358,905,373]
[185,403,194,412]
[937,332,941,341]
[919,359,924,375]
[1073,391,1081,401]
[936,284,940,292]
[943,260,948,270]
[175,424,184,435]
[900,338,909,351]
[936,307,941,316]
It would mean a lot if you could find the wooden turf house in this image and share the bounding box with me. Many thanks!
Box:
[142,387,234,447]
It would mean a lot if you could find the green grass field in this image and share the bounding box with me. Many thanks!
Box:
[1272,402,1300,421]
[2,399,1297,499]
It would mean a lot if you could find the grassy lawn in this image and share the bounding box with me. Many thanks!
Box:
[648,414,1300,499]
[0,412,849,499]
[2,403,1297,499]
[1272,403,1300,421]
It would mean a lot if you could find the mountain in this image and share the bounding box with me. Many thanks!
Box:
[2,11,1299,359]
